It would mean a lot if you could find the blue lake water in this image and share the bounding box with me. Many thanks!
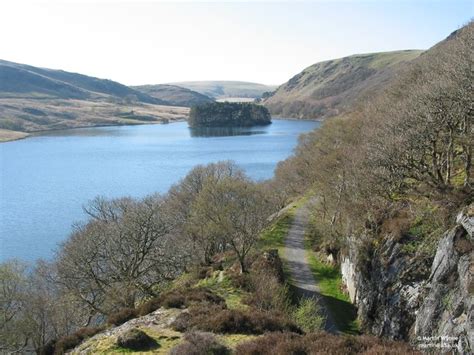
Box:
[0,119,319,262]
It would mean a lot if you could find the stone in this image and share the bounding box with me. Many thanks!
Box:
[116,328,158,351]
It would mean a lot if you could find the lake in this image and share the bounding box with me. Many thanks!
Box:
[0,119,319,262]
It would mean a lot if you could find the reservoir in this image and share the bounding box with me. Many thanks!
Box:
[0,119,319,261]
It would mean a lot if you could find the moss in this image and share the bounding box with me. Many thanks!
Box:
[401,202,445,257]
[77,328,182,354]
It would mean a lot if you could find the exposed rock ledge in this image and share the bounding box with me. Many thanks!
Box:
[340,205,473,354]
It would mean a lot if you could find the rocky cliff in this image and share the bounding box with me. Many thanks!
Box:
[340,206,473,353]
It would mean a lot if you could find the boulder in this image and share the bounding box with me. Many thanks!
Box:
[116,328,158,351]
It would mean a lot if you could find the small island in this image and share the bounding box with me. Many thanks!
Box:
[188,102,272,127]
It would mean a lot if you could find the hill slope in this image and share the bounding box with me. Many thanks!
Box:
[0,60,189,140]
[0,60,164,104]
[170,81,277,100]
[133,84,214,107]
[263,50,422,119]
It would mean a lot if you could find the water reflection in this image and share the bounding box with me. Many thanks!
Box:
[189,126,267,137]
[35,126,126,138]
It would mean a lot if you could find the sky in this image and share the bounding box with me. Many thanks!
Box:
[0,1,472,86]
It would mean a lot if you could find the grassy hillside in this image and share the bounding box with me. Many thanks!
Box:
[0,60,191,140]
[263,50,422,119]
[133,84,214,107]
[170,81,277,99]
[0,98,188,135]
[0,60,164,104]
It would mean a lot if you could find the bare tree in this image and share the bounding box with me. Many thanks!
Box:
[165,161,246,264]
[0,260,29,353]
[55,195,182,315]
[191,176,274,273]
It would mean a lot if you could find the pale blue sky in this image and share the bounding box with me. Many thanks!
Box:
[1,1,472,85]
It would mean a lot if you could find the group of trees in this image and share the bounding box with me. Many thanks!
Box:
[1,161,276,353]
[189,102,272,127]
[273,22,473,253]
[2,20,471,355]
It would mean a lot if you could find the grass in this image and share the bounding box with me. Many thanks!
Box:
[196,272,248,310]
[259,197,359,334]
[259,200,303,277]
[0,128,29,142]
[259,198,308,252]
[304,241,359,334]
[74,327,182,354]
[0,97,188,141]
[259,213,293,252]
[219,334,258,349]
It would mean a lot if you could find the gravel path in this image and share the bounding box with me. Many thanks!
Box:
[284,200,339,333]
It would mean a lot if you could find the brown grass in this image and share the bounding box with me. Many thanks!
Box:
[172,303,300,335]
[0,128,29,142]
[0,98,189,141]
[235,332,420,355]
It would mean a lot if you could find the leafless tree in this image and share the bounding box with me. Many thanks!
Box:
[191,176,274,273]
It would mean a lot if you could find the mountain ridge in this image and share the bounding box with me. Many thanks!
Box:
[169,80,277,99]
[133,84,214,107]
[0,59,165,104]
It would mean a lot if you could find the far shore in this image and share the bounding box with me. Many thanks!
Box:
[0,116,319,143]
[0,129,30,143]
[0,117,187,143]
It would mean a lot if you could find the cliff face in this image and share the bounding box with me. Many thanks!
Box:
[340,206,473,353]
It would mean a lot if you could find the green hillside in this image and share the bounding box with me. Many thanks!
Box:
[263,50,423,119]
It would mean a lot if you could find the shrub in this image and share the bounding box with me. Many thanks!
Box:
[169,331,230,355]
[44,326,104,355]
[160,287,225,309]
[235,332,305,355]
[52,334,82,355]
[235,332,420,355]
[242,269,292,313]
[116,328,158,351]
[137,287,225,316]
[293,298,325,333]
[228,272,252,291]
[172,304,300,335]
[137,297,162,316]
[107,308,138,326]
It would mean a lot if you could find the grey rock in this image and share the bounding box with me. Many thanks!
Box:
[340,205,472,353]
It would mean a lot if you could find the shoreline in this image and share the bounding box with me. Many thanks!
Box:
[0,117,188,143]
[271,115,322,122]
[0,116,320,143]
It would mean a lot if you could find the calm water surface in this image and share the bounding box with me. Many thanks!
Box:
[0,120,319,261]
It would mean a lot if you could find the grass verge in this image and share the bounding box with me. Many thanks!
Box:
[304,238,359,334]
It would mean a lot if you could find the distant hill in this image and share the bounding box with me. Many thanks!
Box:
[262,50,423,119]
[0,60,165,104]
[133,84,214,107]
[0,60,189,140]
[170,81,277,100]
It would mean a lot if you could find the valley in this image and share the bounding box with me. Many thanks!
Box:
[0,4,471,353]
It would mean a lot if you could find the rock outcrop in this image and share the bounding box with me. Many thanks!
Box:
[340,205,473,353]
